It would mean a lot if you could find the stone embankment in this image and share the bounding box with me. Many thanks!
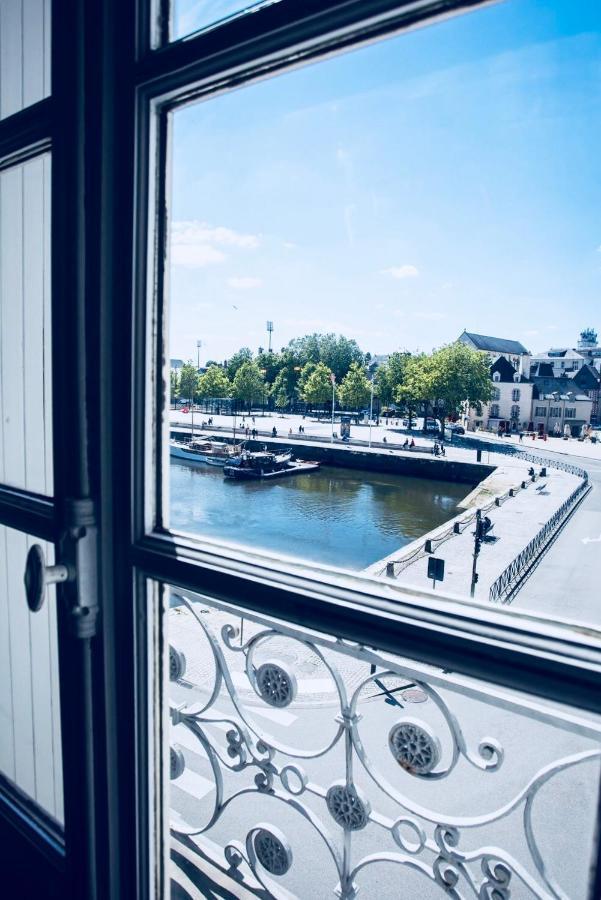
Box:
[365,459,583,602]
[170,426,492,486]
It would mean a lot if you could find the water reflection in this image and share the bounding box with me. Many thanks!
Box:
[170,461,469,570]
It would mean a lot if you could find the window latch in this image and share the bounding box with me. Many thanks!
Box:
[24,498,99,639]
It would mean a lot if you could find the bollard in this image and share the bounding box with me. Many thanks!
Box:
[477,449,482,462]
[453,522,461,533]
[540,467,547,477]
[509,488,514,497]
[521,481,526,489]
[495,497,501,506]
[425,539,434,553]
[386,562,395,578]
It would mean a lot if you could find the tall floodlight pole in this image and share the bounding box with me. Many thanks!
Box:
[330,373,336,443]
[266,320,274,353]
[368,378,374,447]
[196,339,202,371]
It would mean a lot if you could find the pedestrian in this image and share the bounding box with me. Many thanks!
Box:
[409,438,415,449]
[519,431,524,442]
[403,438,409,449]
[441,444,446,456]
[288,428,292,436]
[272,427,277,437]
[383,436,387,443]
[252,416,255,425]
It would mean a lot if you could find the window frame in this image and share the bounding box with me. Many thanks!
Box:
[103,0,601,896]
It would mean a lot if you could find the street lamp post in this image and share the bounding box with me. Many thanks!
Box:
[330,373,336,443]
[196,338,202,371]
[369,377,375,448]
[266,321,273,354]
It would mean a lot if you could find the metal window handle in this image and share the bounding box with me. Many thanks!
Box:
[24,544,72,613]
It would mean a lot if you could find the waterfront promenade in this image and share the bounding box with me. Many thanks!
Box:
[368,463,582,601]
[170,409,595,605]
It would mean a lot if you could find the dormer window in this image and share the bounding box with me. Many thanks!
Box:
[513,372,520,383]
[493,371,501,383]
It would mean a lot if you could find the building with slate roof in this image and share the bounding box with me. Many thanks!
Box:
[457,330,530,371]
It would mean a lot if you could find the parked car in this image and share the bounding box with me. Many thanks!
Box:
[446,423,465,435]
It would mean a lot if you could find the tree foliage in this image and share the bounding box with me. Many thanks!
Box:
[299,361,334,407]
[226,347,253,380]
[231,361,267,410]
[197,365,231,399]
[374,351,412,407]
[179,362,199,403]
[337,362,371,410]
[287,333,364,381]
[395,344,492,421]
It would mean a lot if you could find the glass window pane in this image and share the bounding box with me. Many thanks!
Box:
[0,0,51,120]
[0,524,63,823]
[162,0,600,619]
[0,153,53,495]
[164,584,601,898]
[171,0,282,43]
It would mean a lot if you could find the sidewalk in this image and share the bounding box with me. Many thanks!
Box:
[370,467,581,601]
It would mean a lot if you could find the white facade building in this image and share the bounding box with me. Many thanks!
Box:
[465,356,534,433]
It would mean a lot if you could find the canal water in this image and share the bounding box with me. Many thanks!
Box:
[170,460,469,571]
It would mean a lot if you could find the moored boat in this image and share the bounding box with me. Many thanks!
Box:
[170,436,244,465]
[223,448,319,480]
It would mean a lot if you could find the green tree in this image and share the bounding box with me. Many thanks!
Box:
[287,333,364,380]
[170,369,180,405]
[297,361,317,399]
[395,344,492,426]
[197,365,231,399]
[270,368,299,409]
[375,351,412,407]
[300,361,334,410]
[255,351,283,385]
[226,347,253,380]
[231,361,267,411]
[394,355,426,426]
[337,361,371,410]
[179,361,199,404]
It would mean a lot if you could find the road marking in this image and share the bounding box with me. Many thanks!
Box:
[581,533,601,545]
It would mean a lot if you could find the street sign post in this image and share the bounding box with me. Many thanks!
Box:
[427,556,445,590]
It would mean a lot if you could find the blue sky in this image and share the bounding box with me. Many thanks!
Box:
[169,0,601,365]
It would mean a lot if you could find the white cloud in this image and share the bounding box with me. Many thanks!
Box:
[227,276,263,290]
[170,220,260,268]
[381,265,419,279]
[171,244,226,267]
[524,329,540,337]
[283,241,297,250]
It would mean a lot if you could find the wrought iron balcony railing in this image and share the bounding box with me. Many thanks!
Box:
[168,589,601,899]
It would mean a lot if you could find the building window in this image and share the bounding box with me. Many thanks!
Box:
[512,388,521,401]
[565,408,576,419]
[534,406,546,416]
[549,406,562,417]
[491,387,500,401]
[510,405,520,419]
[490,404,500,418]
[493,371,501,382]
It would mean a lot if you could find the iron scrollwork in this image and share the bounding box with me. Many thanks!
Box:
[168,591,601,899]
